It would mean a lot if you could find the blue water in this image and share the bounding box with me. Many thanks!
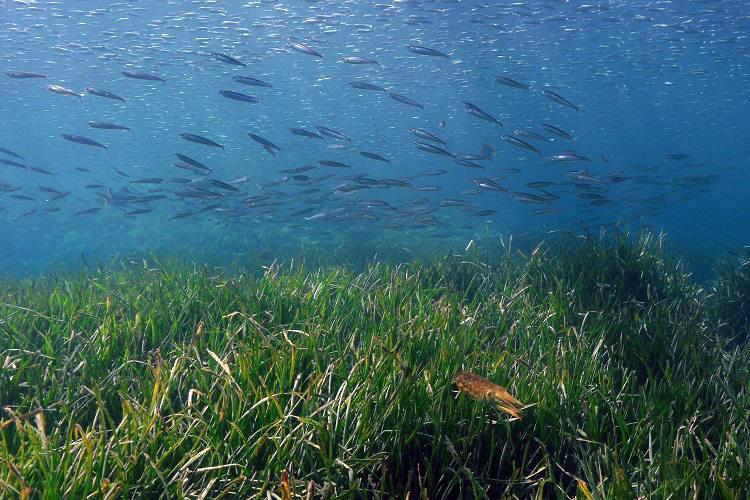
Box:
[1,0,749,275]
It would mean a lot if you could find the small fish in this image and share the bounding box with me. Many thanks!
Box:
[89,121,130,130]
[174,166,205,178]
[84,87,126,102]
[473,209,497,216]
[406,45,450,58]
[48,191,69,200]
[380,178,413,188]
[456,154,489,161]
[315,126,351,141]
[248,133,281,151]
[233,75,272,87]
[288,39,323,58]
[502,135,541,154]
[211,51,246,67]
[210,179,240,192]
[526,181,556,189]
[169,211,194,220]
[496,76,529,90]
[415,142,454,157]
[342,55,379,65]
[455,158,484,169]
[515,130,551,142]
[463,102,501,125]
[360,151,390,163]
[29,166,53,175]
[542,89,578,111]
[472,178,505,191]
[413,169,448,177]
[532,208,561,216]
[512,192,555,204]
[61,134,107,149]
[319,160,351,168]
[6,71,46,79]
[349,81,386,92]
[290,128,324,139]
[546,152,590,162]
[440,199,476,208]
[219,90,259,103]
[1,159,27,169]
[539,123,574,141]
[180,133,224,149]
[409,128,446,145]
[175,153,212,172]
[569,170,606,183]
[15,208,37,221]
[122,71,165,82]
[281,166,317,174]
[125,209,152,216]
[578,193,607,201]
[75,207,101,216]
[130,177,163,184]
[389,91,423,109]
[229,176,251,184]
[0,147,23,159]
[45,84,82,97]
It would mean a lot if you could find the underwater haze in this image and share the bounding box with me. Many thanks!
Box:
[1,0,750,274]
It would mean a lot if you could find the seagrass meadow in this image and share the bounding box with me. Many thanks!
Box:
[1,232,749,498]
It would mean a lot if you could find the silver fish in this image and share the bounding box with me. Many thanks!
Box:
[360,152,390,163]
[349,81,386,91]
[409,128,446,145]
[89,121,129,130]
[502,135,541,154]
[219,90,259,103]
[406,45,450,58]
[7,71,46,79]
[496,76,529,90]
[248,133,281,151]
[61,134,107,149]
[389,92,423,109]
[85,87,125,102]
[211,52,245,67]
[539,123,574,141]
[233,76,272,87]
[122,71,165,82]
[45,84,82,97]
[542,89,578,111]
[315,126,351,141]
[342,56,379,65]
[288,39,323,58]
[290,128,323,139]
[463,102,501,125]
[180,133,224,149]
[415,142,454,157]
